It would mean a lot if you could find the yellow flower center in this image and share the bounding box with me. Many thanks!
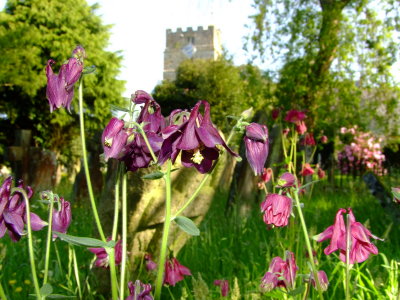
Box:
[191,150,204,164]
[104,137,113,147]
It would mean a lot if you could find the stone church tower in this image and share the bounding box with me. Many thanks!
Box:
[163,25,222,81]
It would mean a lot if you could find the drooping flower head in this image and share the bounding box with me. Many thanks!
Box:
[284,110,306,124]
[310,270,329,292]
[301,163,314,176]
[0,177,46,242]
[295,121,307,135]
[163,257,192,286]
[102,118,129,161]
[317,167,326,179]
[301,133,316,146]
[214,279,229,297]
[88,238,122,268]
[260,194,292,228]
[144,253,157,271]
[46,46,85,112]
[260,251,298,292]
[126,280,153,300]
[271,108,280,120]
[320,135,328,144]
[159,100,238,173]
[276,172,296,188]
[244,123,269,176]
[52,197,72,239]
[314,208,383,264]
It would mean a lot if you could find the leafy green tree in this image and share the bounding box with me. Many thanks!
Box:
[153,58,272,131]
[0,0,125,163]
[246,0,400,138]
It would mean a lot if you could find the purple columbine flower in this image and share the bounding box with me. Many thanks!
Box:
[163,257,191,286]
[260,251,298,292]
[144,253,157,271]
[45,46,84,112]
[276,172,296,188]
[0,177,46,242]
[214,279,229,297]
[159,100,238,174]
[88,238,122,268]
[132,90,165,133]
[102,117,129,161]
[314,208,383,264]
[311,270,329,292]
[261,194,292,228]
[244,123,269,176]
[126,280,153,300]
[52,197,72,239]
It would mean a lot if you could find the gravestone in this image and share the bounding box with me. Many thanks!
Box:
[7,129,57,191]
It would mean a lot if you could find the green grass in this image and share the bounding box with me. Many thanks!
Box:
[1,175,399,299]
[164,176,400,299]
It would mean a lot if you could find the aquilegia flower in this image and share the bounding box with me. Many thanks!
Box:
[260,251,298,292]
[126,280,153,300]
[102,117,129,161]
[295,121,307,135]
[163,257,191,286]
[0,177,46,242]
[310,270,329,292]
[314,208,383,264]
[52,197,71,239]
[260,194,292,228]
[276,172,296,188]
[88,238,122,268]
[284,110,306,124]
[144,253,157,271]
[244,123,269,176]
[214,279,229,297]
[159,100,238,173]
[46,46,84,112]
[301,163,314,176]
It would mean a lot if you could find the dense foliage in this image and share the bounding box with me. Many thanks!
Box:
[246,0,400,138]
[153,58,273,131]
[0,0,125,162]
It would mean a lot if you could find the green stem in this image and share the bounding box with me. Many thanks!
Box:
[78,79,106,242]
[11,188,41,300]
[172,125,237,218]
[292,189,324,300]
[0,280,7,300]
[71,247,82,299]
[132,121,158,163]
[119,172,128,299]
[108,249,119,300]
[345,214,351,300]
[43,192,56,285]
[111,164,121,241]
[155,161,173,300]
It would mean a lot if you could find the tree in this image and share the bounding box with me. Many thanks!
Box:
[246,0,400,138]
[153,58,272,132]
[0,0,125,164]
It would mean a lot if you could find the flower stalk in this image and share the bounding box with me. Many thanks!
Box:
[11,187,41,300]
[155,160,173,300]
[291,189,324,300]
[119,172,128,299]
[43,191,56,284]
[78,79,106,242]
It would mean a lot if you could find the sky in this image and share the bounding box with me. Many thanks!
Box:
[0,0,256,97]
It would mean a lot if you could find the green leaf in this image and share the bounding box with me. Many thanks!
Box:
[46,295,77,299]
[82,65,96,74]
[392,188,400,200]
[287,285,305,296]
[40,283,53,297]
[299,180,319,189]
[174,216,200,236]
[53,232,115,248]
[142,171,164,180]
